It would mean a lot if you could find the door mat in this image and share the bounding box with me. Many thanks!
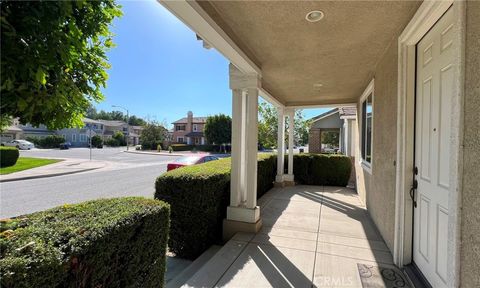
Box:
[357,263,412,288]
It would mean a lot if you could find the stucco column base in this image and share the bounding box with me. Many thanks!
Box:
[223,218,263,241]
[274,181,286,188]
[224,206,261,240]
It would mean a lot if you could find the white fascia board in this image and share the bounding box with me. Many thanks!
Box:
[259,87,284,108]
[287,102,357,109]
[158,0,261,76]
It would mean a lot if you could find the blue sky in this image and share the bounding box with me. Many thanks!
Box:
[98,0,329,128]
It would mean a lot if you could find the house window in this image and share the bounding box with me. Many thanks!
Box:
[177,137,184,143]
[80,134,87,142]
[195,137,200,144]
[193,124,197,132]
[72,134,77,142]
[176,125,186,131]
[360,80,374,170]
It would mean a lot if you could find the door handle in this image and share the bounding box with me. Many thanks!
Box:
[410,179,418,208]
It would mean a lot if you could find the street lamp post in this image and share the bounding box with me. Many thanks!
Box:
[112,105,130,151]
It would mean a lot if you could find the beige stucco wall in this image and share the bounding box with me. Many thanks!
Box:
[460,1,480,287]
[355,3,420,252]
[355,39,399,251]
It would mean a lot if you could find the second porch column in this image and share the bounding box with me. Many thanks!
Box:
[224,64,262,240]
[275,107,285,183]
[285,108,295,184]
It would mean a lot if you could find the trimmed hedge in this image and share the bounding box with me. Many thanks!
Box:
[155,154,276,259]
[169,144,230,152]
[288,153,352,186]
[26,135,64,148]
[155,153,351,259]
[0,197,170,288]
[0,147,19,168]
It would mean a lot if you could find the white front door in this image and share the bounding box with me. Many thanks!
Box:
[414,7,454,288]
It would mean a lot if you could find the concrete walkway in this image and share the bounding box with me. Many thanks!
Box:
[181,186,408,288]
[0,158,107,182]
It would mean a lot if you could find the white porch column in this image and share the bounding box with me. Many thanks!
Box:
[224,64,262,240]
[285,108,295,184]
[275,107,285,183]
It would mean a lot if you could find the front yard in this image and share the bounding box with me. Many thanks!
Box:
[0,157,61,175]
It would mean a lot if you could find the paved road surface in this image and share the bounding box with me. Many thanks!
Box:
[0,148,179,218]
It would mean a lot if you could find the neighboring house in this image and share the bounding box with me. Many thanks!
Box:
[0,118,23,142]
[308,107,357,156]
[98,120,128,141]
[8,118,143,147]
[18,123,55,139]
[130,126,143,145]
[57,118,104,147]
[172,111,207,145]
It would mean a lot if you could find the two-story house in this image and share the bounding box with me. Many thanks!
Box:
[172,111,207,145]
[57,118,105,147]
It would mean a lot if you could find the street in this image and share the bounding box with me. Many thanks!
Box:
[0,148,179,218]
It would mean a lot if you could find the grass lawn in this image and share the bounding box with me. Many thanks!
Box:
[0,157,61,175]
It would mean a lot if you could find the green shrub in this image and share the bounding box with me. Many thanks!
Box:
[0,147,19,168]
[0,197,170,288]
[257,153,277,198]
[286,153,352,186]
[105,138,120,147]
[170,144,193,151]
[26,135,64,148]
[155,154,276,259]
[113,131,126,146]
[91,135,103,148]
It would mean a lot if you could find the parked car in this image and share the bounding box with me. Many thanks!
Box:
[1,140,34,150]
[167,155,219,171]
[59,142,72,150]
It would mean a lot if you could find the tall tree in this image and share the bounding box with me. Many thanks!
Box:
[258,101,278,149]
[140,121,167,150]
[257,100,310,148]
[204,114,232,145]
[1,1,122,129]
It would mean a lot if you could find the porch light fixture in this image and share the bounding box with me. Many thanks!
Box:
[306,10,324,22]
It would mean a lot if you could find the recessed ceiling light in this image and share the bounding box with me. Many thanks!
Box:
[313,83,323,90]
[306,10,324,22]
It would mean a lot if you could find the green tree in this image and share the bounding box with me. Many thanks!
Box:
[0,115,13,133]
[140,122,167,150]
[257,100,310,148]
[113,131,126,146]
[128,115,146,126]
[204,114,232,145]
[1,1,122,129]
[322,131,340,148]
[293,110,310,146]
[258,101,278,149]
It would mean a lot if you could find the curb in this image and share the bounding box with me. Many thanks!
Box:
[0,166,103,183]
[123,150,184,157]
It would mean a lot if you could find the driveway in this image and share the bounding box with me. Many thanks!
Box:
[0,148,180,218]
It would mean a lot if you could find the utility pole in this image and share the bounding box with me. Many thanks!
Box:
[112,105,129,151]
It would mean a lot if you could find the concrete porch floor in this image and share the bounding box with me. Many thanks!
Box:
[181,186,406,288]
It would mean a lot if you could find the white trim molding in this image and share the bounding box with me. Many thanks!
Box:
[359,79,374,174]
[394,2,464,288]
[158,0,260,76]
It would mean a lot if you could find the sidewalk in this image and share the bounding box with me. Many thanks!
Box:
[0,159,107,183]
[124,150,217,157]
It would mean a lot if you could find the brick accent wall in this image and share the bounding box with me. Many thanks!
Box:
[309,128,321,153]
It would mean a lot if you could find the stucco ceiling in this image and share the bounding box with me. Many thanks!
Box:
[197,1,421,106]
